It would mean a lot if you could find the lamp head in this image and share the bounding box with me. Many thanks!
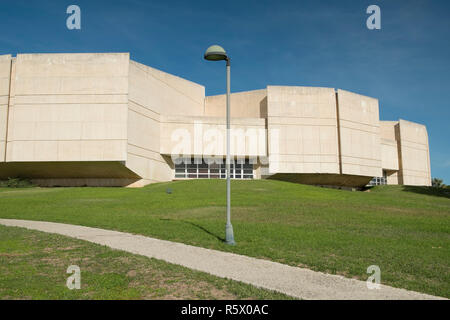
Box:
[204,45,228,61]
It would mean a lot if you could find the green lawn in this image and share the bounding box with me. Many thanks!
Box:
[0,180,449,298]
[0,225,290,299]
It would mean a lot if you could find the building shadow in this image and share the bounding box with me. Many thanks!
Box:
[159,218,225,242]
[402,185,450,199]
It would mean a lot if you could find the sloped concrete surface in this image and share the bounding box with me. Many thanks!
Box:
[0,219,445,300]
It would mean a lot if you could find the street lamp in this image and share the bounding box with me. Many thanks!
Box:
[204,45,235,245]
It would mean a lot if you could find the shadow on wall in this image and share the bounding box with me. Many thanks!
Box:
[402,186,450,199]
[260,96,267,118]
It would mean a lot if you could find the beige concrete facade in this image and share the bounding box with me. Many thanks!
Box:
[126,60,205,186]
[337,89,382,178]
[0,54,12,162]
[266,86,340,176]
[396,119,431,186]
[0,53,432,187]
[160,116,266,158]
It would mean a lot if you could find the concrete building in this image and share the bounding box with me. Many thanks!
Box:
[0,53,431,187]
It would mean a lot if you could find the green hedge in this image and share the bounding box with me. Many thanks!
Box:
[0,177,35,188]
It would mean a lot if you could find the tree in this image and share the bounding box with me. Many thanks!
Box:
[432,178,446,188]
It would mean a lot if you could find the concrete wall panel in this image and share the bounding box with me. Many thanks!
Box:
[160,115,266,157]
[128,61,204,116]
[267,86,340,175]
[204,89,267,118]
[380,121,399,171]
[397,119,431,186]
[0,55,12,162]
[14,53,129,95]
[126,60,205,185]
[6,53,129,162]
[337,89,381,177]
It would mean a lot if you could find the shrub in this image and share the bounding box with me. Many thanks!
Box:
[432,178,446,188]
[0,177,35,188]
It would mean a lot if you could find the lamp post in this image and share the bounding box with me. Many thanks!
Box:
[204,45,235,245]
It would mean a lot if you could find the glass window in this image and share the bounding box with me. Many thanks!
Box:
[174,157,254,180]
[369,176,387,186]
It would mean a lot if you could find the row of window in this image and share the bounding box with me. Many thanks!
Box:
[368,170,389,186]
[174,158,254,179]
[369,177,387,186]
[368,176,387,186]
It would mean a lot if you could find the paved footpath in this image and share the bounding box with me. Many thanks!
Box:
[0,219,445,300]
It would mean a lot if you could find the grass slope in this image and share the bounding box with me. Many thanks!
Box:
[0,180,449,298]
[0,225,291,299]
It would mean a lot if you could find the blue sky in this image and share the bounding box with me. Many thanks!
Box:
[0,0,449,182]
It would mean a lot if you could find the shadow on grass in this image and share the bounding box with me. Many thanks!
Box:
[402,185,450,199]
[160,218,225,242]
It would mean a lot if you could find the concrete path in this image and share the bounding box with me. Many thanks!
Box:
[0,219,445,300]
